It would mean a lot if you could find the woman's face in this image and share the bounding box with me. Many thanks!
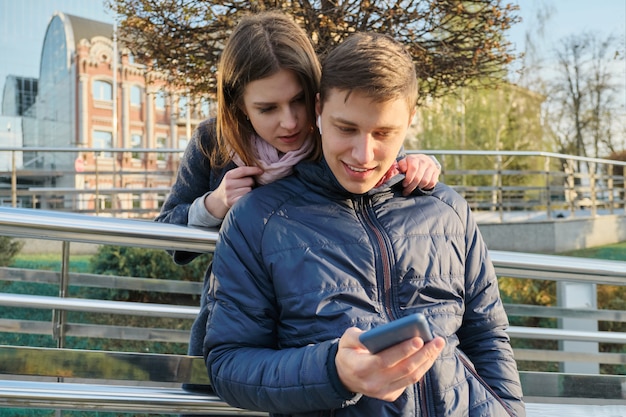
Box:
[241,69,311,154]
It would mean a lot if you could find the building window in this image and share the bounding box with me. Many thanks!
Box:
[93,130,113,157]
[130,85,142,107]
[200,98,212,119]
[155,90,166,110]
[131,134,142,159]
[156,136,167,161]
[178,137,188,149]
[93,80,112,101]
[178,95,188,118]
[133,194,142,209]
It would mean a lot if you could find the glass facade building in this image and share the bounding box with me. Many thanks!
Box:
[5,11,212,213]
[1,76,38,117]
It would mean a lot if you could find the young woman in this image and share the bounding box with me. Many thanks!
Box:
[157,12,439,237]
[155,11,441,381]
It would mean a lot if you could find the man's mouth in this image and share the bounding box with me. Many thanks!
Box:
[347,165,369,172]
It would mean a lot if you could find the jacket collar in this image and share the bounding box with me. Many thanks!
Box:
[294,159,407,199]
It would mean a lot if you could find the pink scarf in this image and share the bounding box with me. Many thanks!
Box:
[232,134,315,185]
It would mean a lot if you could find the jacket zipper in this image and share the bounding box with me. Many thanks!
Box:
[355,196,394,320]
[355,196,430,417]
[419,373,430,417]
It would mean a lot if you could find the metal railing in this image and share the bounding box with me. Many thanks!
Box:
[0,207,624,408]
[0,146,184,218]
[1,146,625,220]
[426,149,626,221]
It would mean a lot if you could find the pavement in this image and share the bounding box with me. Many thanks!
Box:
[473,208,622,224]
[526,402,626,416]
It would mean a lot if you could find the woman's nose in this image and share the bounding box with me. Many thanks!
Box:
[280,107,297,130]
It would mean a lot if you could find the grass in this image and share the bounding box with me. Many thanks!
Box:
[560,241,626,261]
[9,253,92,272]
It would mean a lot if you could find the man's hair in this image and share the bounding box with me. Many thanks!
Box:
[209,11,322,166]
[319,32,418,110]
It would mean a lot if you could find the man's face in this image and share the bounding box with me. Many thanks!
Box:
[316,89,414,194]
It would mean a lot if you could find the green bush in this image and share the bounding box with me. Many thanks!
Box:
[89,245,211,304]
[0,236,23,266]
[90,245,210,281]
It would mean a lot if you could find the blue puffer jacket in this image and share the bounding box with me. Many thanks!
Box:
[155,118,236,265]
[204,158,526,417]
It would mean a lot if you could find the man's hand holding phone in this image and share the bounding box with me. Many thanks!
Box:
[359,313,433,353]
[335,314,445,401]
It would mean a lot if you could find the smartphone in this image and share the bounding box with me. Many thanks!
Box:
[359,313,433,354]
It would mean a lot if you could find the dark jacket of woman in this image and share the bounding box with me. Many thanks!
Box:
[203,158,526,417]
[155,119,234,367]
[155,118,235,262]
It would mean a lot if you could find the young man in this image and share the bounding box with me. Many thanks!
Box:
[202,32,526,416]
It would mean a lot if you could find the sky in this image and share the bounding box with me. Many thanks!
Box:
[508,0,626,51]
[0,0,625,104]
[0,0,115,96]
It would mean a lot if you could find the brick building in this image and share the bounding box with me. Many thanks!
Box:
[17,12,211,215]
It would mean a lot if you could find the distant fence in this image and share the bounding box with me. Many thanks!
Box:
[1,147,625,221]
[425,150,626,221]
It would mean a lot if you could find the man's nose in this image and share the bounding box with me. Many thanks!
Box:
[352,134,375,164]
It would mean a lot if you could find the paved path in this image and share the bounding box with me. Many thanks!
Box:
[473,208,620,224]
[527,403,626,416]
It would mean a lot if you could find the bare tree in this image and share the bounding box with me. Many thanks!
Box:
[107,0,520,101]
[545,32,624,160]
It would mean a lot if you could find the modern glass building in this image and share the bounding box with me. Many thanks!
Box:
[11,11,211,214]
[1,76,38,117]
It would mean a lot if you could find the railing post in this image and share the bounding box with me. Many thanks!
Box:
[113,151,118,217]
[590,162,597,217]
[623,167,626,214]
[557,281,599,374]
[607,164,614,214]
[52,241,71,351]
[566,159,576,217]
[95,155,100,215]
[494,154,503,221]
[545,156,552,219]
[11,150,17,208]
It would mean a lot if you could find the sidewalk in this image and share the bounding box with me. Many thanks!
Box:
[473,207,620,224]
[527,402,626,416]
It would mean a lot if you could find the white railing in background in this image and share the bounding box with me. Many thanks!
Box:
[1,147,625,220]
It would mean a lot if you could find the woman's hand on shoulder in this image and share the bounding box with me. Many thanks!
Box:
[397,154,441,195]
[204,166,264,219]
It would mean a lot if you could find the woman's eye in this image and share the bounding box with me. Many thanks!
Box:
[258,107,275,114]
